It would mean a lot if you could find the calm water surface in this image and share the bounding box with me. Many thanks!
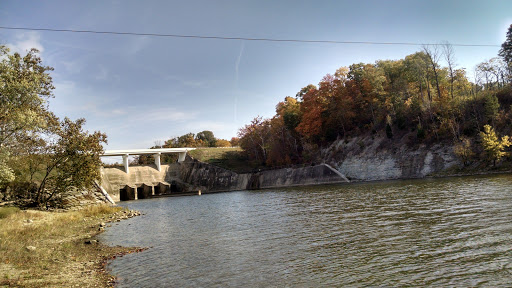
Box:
[100,174,512,287]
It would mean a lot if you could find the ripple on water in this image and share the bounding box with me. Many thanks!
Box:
[101,174,512,287]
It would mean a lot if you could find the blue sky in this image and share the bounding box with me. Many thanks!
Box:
[1,0,511,152]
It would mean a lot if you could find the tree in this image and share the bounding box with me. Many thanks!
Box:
[215,139,231,147]
[30,118,107,206]
[296,86,324,140]
[454,137,474,166]
[499,24,512,71]
[230,137,240,147]
[1,46,108,207]
[295,84,316,101]
[238,117,271,164]
[0,46,54,186]
[276,97,301,130]
[325,69,355,137]
[0,150,14,186]
[423,45,443,99]
[479,125,511,166]
[442,42,456,99]
[0,46,54,146]
[165,133,197,148]
[196,130,216,147]
[484,93,500,124]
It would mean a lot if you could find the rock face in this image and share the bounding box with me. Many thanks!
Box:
[178,161,250,192]
[256,164,349,189]
[101,160,349,201]
[59,184,115,209]
[179,161,349,192]
[322,136,459,181]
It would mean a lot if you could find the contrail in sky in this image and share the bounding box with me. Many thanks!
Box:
[234,41,244,123]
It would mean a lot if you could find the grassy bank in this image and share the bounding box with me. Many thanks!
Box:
[0,205,142,287]
[189,147,265,173]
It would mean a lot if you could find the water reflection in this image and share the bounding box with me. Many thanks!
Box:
[101,174,512,287]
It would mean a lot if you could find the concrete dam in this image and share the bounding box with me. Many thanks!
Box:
[100,159,350,202]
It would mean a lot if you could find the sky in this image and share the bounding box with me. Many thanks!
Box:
[1,0,511,153]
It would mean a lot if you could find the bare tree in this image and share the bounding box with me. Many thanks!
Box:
[442,42,456,99]
[423,45,442,99]
[488,57,507,88]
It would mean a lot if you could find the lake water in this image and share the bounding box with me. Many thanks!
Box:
[100,174,512,287]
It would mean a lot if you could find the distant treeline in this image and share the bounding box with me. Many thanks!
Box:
[136,131,239,164]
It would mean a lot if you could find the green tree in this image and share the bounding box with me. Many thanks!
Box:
[0,150,14,186]
[276,96,301,130]
[499,24,512,67]
[196,130,216,147]
[1,46,108,206]
[0,46,54,186]
[30,118,107,206]
[479,125,511,166]
[165,133,197,148]
[484,93,500,124]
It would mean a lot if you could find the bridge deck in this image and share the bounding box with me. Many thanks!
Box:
[101,148,196,173]
[102,148,195,156]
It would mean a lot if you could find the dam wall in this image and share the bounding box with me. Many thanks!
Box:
[101,160,349,202]
[100,164,181,202]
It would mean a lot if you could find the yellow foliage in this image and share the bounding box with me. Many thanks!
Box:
[480,125,511,165]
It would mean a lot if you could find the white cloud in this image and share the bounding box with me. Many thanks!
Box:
[7,32,44,54]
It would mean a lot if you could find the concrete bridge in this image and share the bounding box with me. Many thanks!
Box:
[101,148,196,173]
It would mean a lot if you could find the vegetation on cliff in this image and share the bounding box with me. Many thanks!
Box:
[237,25,512,170]
[0,46,106,207]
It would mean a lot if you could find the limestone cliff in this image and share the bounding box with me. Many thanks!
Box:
[322,135,460,181]
[178,161,250,192]
[178,160,349,191]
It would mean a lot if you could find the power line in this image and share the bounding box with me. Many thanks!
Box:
[0,26,501,47]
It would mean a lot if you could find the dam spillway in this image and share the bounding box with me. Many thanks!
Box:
[100,160,349,202]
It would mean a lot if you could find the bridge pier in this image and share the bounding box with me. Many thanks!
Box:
[101,148,195,174]
[122,154,129,173]
[154,153,161,171]
[178,152,187,162]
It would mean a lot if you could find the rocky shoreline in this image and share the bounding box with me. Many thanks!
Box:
[0,205,146,287]
[86,209,146,287]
